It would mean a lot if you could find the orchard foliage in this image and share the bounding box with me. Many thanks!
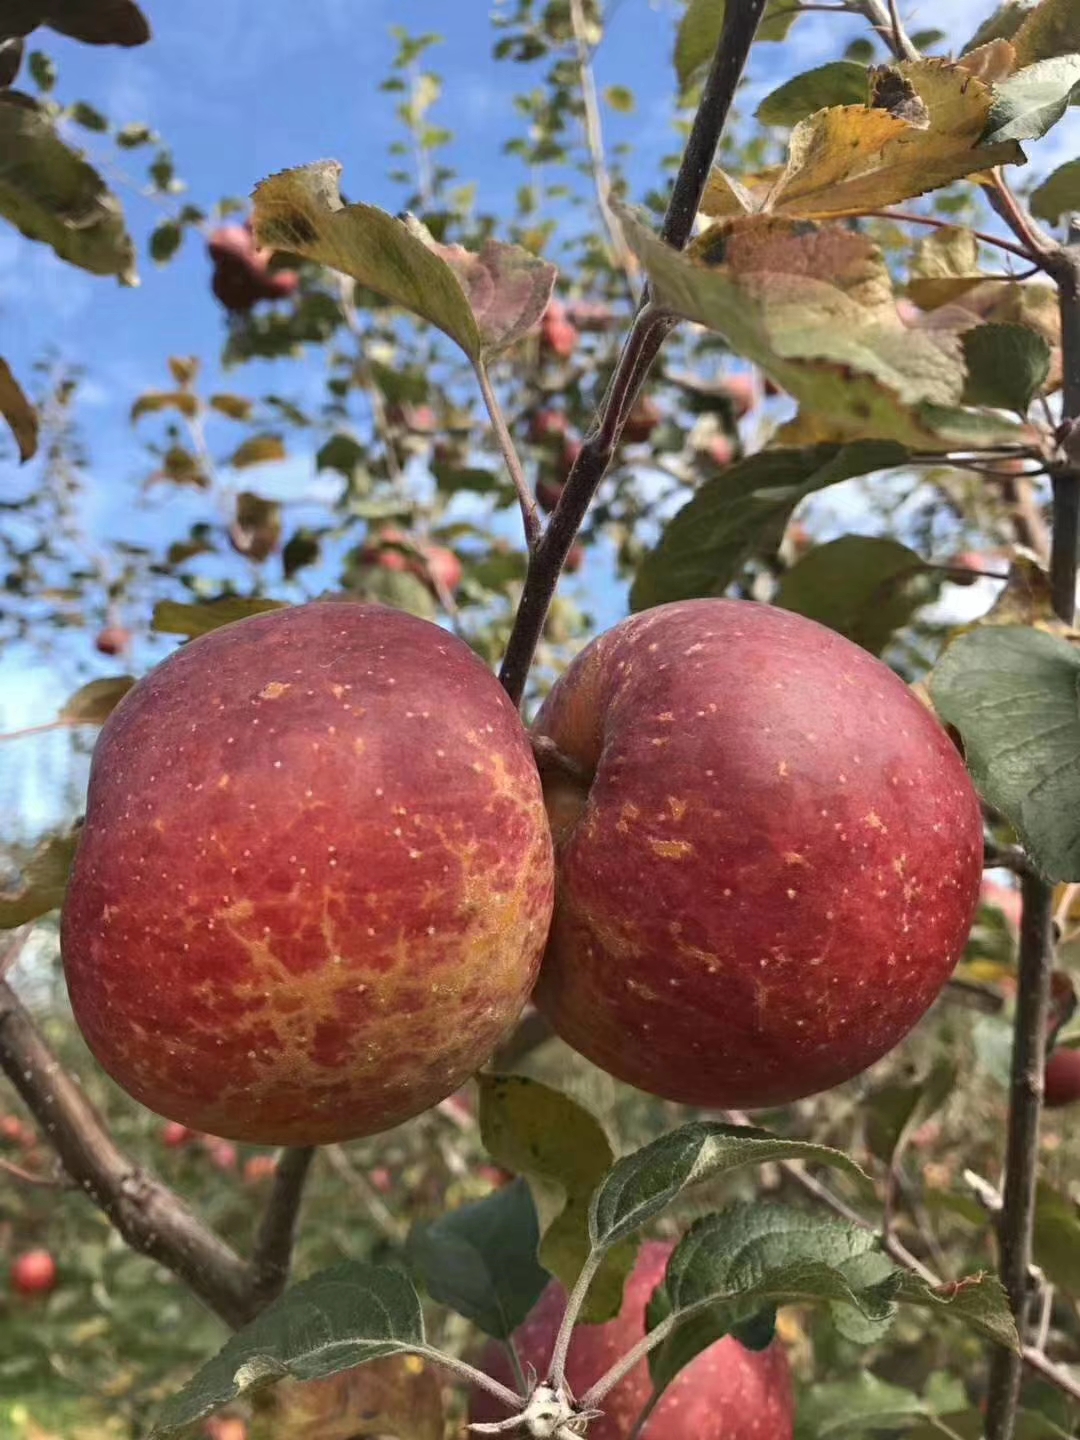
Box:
[4,1,1080,1439]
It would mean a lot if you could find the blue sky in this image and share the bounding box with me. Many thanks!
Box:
[2,0,1079,833]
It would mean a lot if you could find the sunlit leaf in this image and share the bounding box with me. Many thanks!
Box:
[130,390,199,422]
[675,0,798,90]
[228,433,286,468]
[152,597,287,638]
[982,55,1080,142]
[907,226,985,310]
[756,62,868,126]
[59,676,135,724]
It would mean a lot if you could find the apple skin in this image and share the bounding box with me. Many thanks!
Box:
[470,1241,794,1440]
[61,601,554,1145]
[11,1249,57,1297]
[531,599,982,1110]
[1044,1048,1080,1108]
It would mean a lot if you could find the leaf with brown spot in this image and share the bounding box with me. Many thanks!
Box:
[59,676,135,724]
[0,356,38,461]
[478,1073,637,1324]
[869,65,930,127]
[0,830,78,929]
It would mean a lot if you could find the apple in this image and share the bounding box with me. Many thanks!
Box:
[370,1166,394,1194]
[563,544,585,576]
[207,222,298,314]
[61,600,554,1145]
[528,409,569,445]
[161,1121,196,1148]
[361,528,463,596]
[203,1419,247,1440]
[721,374,756,418]
[704,435,735,469]
[531,599,983,1110]
[620,396,662,445]
[243,1155,278,1185]
[11,1249,57,1297]
[206,1139,239,1172]
[0,1115,31,1146]
[537,477,565,515]
[470,1241,794,1440]
[95,625,131,658]
[1044,1048,1080,1108]
[540,300,579,360]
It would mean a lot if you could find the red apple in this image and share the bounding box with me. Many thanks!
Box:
[206,1139,239,1172]
[531,599,983,1109]
[704,435,735,469]
[95,625,131,658]
[243,1155,279,1185]
[541,300,579,359]
[61,601,554,1145]
[1045,1048,1080,1108]
[0,1116,30,1147]
[203,1419,247,1440]
[536,477,565,515]
[621,396,662,445]
[361,528,463,596]
[528,409,569,445]
[370,1166,394,1194]
[721,374,756,418]
[470,1241,794,1440]
[162,1121,196,1148]
[11,1249,57,1297]
[207,223,298,314]
[563,544,585,575]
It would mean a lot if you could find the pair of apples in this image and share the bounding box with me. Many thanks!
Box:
[61,597,982,1146]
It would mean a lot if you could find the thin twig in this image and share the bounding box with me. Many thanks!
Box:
[0,1155,64,1188]
[568,0,637,298]
[498,0,770,705]
[248,1147,317,1308]
[322,1143,409,1242]
[476,362,541,551]
[864,210,1037,264]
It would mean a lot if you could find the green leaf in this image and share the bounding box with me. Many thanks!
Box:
[1033,1180,1080,1295]
[350,562,437,619]
[230,492,282,562]
[149,1263,427,1438]
[478,1074,634,1324]
[589,1121,872,1252]
[0,830,78,929]
[317,432,367,478]
[756,62,868,126]
[0,91,136,281]
[40,0,150,47]
[631,443,907,612]
[253,163,555,362]
[982,55,1080,143]
[794,1374,932,1437]
[149,220,183,263]
[675,0,797,89]
[1030,157,1080,223]
[152,597,288,639]
[893,1270,1019,1350]
[282,529,321,580]
[775,535,937,655]
[407,1178,550,1339]
[865,1057,958,1167]
[645,1207,899,1396]
[962,323,1051,412]
[928,626,1080,881]
[1012,0,1080,65]
[603,85,635,113]
[69,100,108,132]
[59,676,135,725]
[0,355,38,462]
[432,462,505,496]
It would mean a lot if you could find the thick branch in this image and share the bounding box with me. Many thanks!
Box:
[248,1146,317,1309]
[0,981,254,1329]
[498,0,769,705]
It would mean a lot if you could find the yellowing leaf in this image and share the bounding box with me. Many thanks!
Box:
[228,433,286,468]
[617,202,971,447]
[252,162,555,362]
[981,553,1079,637]
[209,393,254,421]
[1011,0,1080,64]
[0,356,38,461]
[130,391,199,422]
[59,677,136,724]
[956,38,1019,83]
[908,226,986,309]
[701,59,1024,223]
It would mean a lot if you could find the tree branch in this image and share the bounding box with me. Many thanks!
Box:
[498,0,770,705]
[248,1146,317,1309]
[0,981,255,1329]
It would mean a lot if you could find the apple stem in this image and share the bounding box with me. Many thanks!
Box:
[546,1247,606,1391]
[497,0,771,707]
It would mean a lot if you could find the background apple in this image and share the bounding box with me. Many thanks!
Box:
[540,298,579,359]
[470,1240,794,1440]
[61,601,554,1145]
[207,221,298,313]
[11,1249,57,1298]
[531,599,983,1110]
[1044,1048,1080,1108]
[94,625,131,657]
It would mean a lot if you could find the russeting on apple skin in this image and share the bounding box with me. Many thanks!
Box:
[531,599,982,1110]
[61,601,554,1145]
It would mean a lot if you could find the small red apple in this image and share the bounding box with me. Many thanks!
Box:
[370,1166,394,1194]
[563,544,585,575]
[531,599,983,1110]
[721,374,756,418]
[540,300,579,359]
[361,528,462,596]
[207,1139,238,1172]
[470,1240,794,1440]
[207,222,298,314]
[536,477,565,514]
[11,1249,57,1297]
[621,396,662,445]
[95,625,131,658]
[528,409,569,445]
[477,1164,513,1189]
[243,1155,279,1185]
[704,434,735,469]
[203,1419,247,1440]
[1045,1048,1080,1108]
[0,1116,30,1147]
[162,1121,196,1148]
[61,601,554,1145]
